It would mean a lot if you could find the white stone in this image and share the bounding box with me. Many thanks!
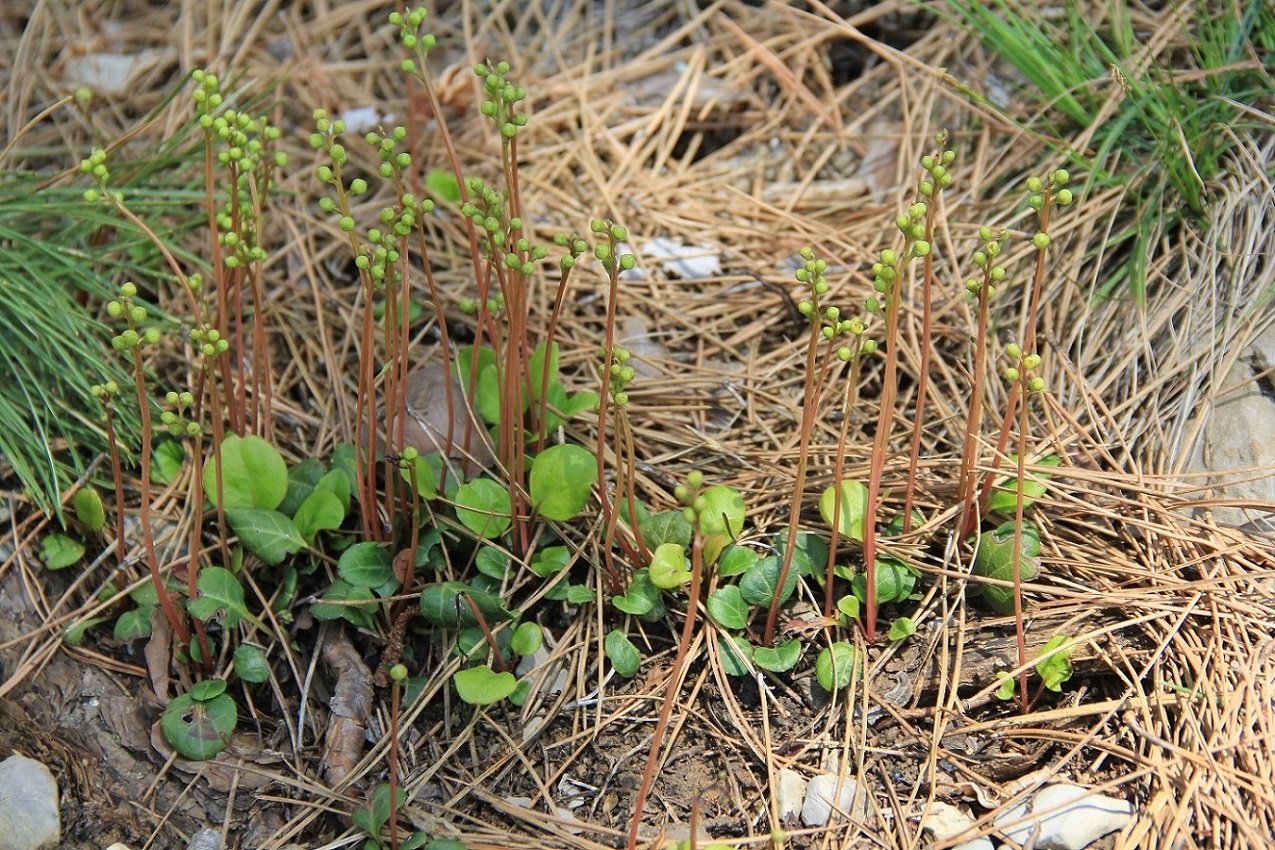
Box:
[775,768,807,819]
[919,801,993,850]
[0,755,59,850]
[993,783,1131,850]
[186,829,223,850]
[800,774,866,826]
[642,236,722,279]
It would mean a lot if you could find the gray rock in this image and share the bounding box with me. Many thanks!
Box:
[800,774,866,826]
[1189,323,1275,533]
[993,782,1131,850]
[0,755,59,850]
[186,828,223,850]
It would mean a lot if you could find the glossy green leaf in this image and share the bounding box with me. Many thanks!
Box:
[188,567,248,628]
[150,439,185,486]
[511,622,544,656]
[706,585,749,630]
[611,569,665,620]
[419,581,514,628]
[203,433,288,510]
[971,521,1041,613]
[718,634,753,676]
[752,638,802,672]
[851,557,918,605]
[995,671,1016,701]
[310,580,376,629]
[605,629,641,677]
[529,545,570,577]
[226,508,306,565]
[293,488,344,543]
[338,541,395,588]
[453,666,518,705]
[1036,635,1074,692]
[888,616,917,641]
[530,444,597,521]
[739,555,799,606]
[716,544,759,577]
[162,689,237,760]
[639,511,692,549]
[985,454,1061,515]
[400,453,442,500]
[454,478,511,538]
[72,486,105,532]
[278,457,325,517]
[648,542,691,589]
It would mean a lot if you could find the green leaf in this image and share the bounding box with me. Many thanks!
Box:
[639,511,692,549]
[400,454,442,500]
[985,454,1061,515]
[706,585,749,630]
[971,521,1042,614]
[995,671,1016,701]
[558,389,599,419]
[739,555,799,606]
[718,635,753,676]
[837,594,860,621]
[338,541,395,589]
[648,542,691,589]
[72,486,105,532]
[454,478,512,538]
[161,689,237,760]
[530,444,597,521]
[888,616,917,641]
[819,479,869,541]
[190,678,228,700]
[611,569,665,620]
[453,666,518,705]
[189,567,249,628]
[233,644,271,683]
[150,439,185,486]
[851,557,918,606]
[476,546,509,579]
[425,169,462,203]
[419,581,514,628]
[203,433,289,510]
[226,508,306,565]
[752,638,802,672]
[113,606,153,641]
[310,580,376,628]
[815,641,859,691]
[699,485,746,563]
[511,622,543,656]
[278,457,325,517]
[716,544,759,577]
[776,529,827,579]
[40,533,84,569]
[293,488,344,543]
[529,545,570,577]
[1035,635,1075,692]
[526,341,560,404]
[63,616,109,646]
[329,443,359,504]
[604,629,641,677]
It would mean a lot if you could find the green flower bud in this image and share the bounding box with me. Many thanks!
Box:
[1055,188,1073,205]
[143,328,160,345]
[1051,169,1069,186]
[1032,232,1051,250]
[861,339,878,354]
[1026,176,1044,193]
[687,470,704,489]
[1004,366,1020,382]
[1028,376,1045,393]
[350,178,368,194]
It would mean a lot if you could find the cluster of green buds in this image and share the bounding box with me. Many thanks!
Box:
[555,233,591,272]
[106,282,161,353]
[794,246,830,316]
[160,391,201,438]
[365,126,413,183]
[458,293,504,316]
[600,346,636,407]
[475,60,528,140]
[389,8,436,73]
[1027,169,1074,250]
[190,69,224,129]
[79,149,119,204]
[311,110,357,231]
[965,226,1008,299]
[589,220,635,273]
[918,131,956,197]
[793,248,874,359]
[89,380,120,408]
[461,176,514,254]
[505,237,547,277]
[190,324,230,361]
[835,315,877,362]
[674,470,707,527]
[1003,342,1045,393]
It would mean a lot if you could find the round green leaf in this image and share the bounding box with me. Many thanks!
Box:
[40,533,85,570]
[233,644,271,683]
[819,480,869,541]
[511,622,543,656]
[162,690,237,760]
[698,486,745,538]
[72,487,106,532]
[605,629,641,677]
[971,521,1041,614]
[716,544,759,577]
[454,478,512,538]
[419,581,514,627]
[815,641,859,691]
[888,616,917,641]
[338,541,395,588]
[225,508,305,565]
[113,607,153,641]
[293,488,344,543]
[639,511,693,549]
[203,433,288,510]
[188,567,248,628]
[986,455,1061,515]
[851,557,918,605]
[718,634,753,677]
[530,444,597,521]
[752,638,802,672]
[648,542,691,589]
[739,555,799,606]
[453,666,518,705]
[706,585,749,630]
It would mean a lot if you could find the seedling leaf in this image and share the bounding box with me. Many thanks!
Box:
[226,508,306,565]
[40,533,84,569]
[72,486,105,532]
[1036,634,1075,692]
[293,488,344,543]
[161,688,237,760]
[454,478,512,538]
[706,585,749,630]
[648,542,691,588]
[189,567,248,628]
[233,644,271,683]
[752,638,802,672]
[815,641,859,690]
[204,433,288,510]
[453,666,518,705]
[605,629,641,677]
[530,444,597,520]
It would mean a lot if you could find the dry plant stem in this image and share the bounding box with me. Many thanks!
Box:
[763,321,823,645]
[102,406,127,568]
[202,132,241,436]
[187,429,213,669]
[130,355,190,646]
[534,268,574,454]
[461,595,509,673]
[902,202,940,534]
[410,228,459,478]
[595,256,626,592]
[626,533,705,850]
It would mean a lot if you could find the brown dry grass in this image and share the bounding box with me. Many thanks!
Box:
[2,1,1273,849]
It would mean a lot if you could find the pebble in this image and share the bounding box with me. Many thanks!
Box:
[993,782,1131,850]
[0,755,59,850]
[800,774,866,826]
